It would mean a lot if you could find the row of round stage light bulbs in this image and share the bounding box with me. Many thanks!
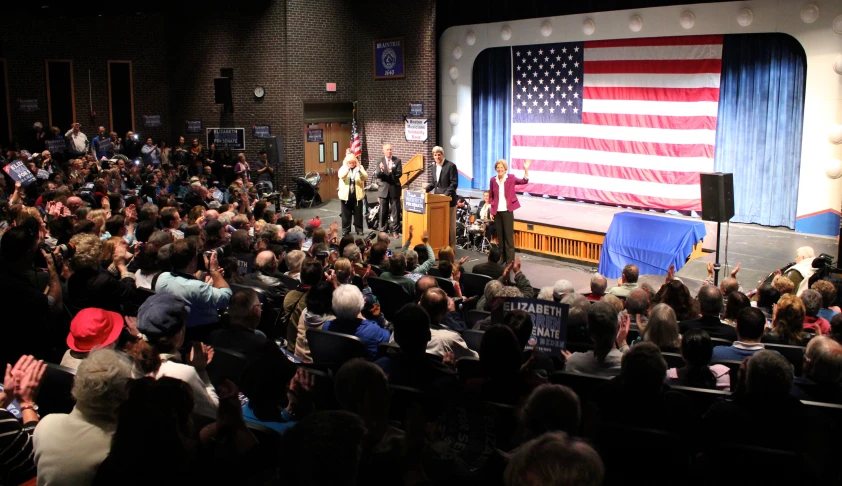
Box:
[445,5,842,164]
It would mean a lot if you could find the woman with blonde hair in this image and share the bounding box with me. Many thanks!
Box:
[100,236,125,268]
[764,294,810,346]
[488,158,531,263]
[337,153,367,236]
[640,303,681,352]
[87,209,111,239]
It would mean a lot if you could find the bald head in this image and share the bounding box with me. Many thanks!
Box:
[254,250,278,274]
[204,210,220,223]
[415,275,439,301]
[720,277,740,296]
[67,196,84,212]
[420,288,448,325]
[805,336,842,383]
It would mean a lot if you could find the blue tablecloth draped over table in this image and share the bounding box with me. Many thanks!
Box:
[598,212,707,279]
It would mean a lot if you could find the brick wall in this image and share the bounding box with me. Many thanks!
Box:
[0,0,437,191]
[0,14,170,148]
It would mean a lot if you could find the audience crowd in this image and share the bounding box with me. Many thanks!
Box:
[0,127,840,485]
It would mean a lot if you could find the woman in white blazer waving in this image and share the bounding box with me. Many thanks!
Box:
[338,152,368,236]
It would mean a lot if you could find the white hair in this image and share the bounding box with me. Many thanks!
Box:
[332,284,365,320]
[796,246,815,260]
[33,122,43,130]
[537,287,555,301]
[432,146,444,154]
[286,250,306,272]
[343,244,361,262]
[553,279,575,299]
[72,349,133,420]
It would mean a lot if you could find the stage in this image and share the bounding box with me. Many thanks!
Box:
[292,191,838,296]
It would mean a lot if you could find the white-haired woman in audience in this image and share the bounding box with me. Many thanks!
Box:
[33,349,133,485]
[323,284,391,359]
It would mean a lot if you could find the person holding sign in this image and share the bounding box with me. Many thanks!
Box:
[337,153,367,236]
[488,158,530,264]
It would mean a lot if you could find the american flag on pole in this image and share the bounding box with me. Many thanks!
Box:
[350,103,362,158]
[509,35,723,211]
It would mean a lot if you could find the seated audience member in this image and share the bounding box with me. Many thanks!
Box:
[473,285,526,331]
[667,329,730,390]
[400,226,436,278]
[239,351,308,435]
[294,281,336,363]
[278,411,367,486]
[472,245,505,280]
[772,275,795,297]
[284,249,306,281]
[283,260,323,349]
[563,296,591,344]
[135,292,219,417]
[552,279,575,302]
[625,288,650,329]
[376,304,458,393]
[505,309,554,375]
[367,242,389,271]
[564,302,629,377]
[480,325,544,405]
[587,274,608,302]
[61,308,125,370]
[154,238,231,341]
[812,279,840,321]
[0,355,45,485]
[414,287,477,359]
[66,232,136,314]
[210,288,270,359]
[784,246,815,295]
[242,250,288,311]
[801,288,831,335]
[324,284,391,359]
[721,291,750,327]
[703,351,816,451]
[476,279,503,312]
[763,294,810,346]
[678,285,737,341]
[656,279,698,321]
[591,343,695,437]
[33,349,133,486]
[831,313,842,344]
[133,232,172,289]
[515,384,581,445]
[92,377,195,486]
[755,283,780,321]
[536,287,554,301]
[504,432,604,486]
[794,336,842,404]
[601,294,624,314]
[608,264,639,298]
[712,307,771,361]
[380,251,416,296]
[640,303,681,352]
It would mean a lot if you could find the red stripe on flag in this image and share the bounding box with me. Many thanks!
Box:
[509,158,701,185]
[585,35,724,48]
[585,59,722,75]
[512,135,714,159]
[518,183,702,211]
[581,112,718,131]
[583,86,719,102]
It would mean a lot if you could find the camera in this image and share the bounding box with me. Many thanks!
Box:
[366,231,378,242]
[204,247,225,260]
[38,242,75,260]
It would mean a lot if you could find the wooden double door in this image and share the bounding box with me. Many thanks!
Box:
[303,122,351,202]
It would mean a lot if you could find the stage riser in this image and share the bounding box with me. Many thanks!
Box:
[513,221,604,264]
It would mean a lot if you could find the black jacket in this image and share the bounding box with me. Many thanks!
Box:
[374,156,402,198]
[471,262,504,280]
[427,159,459,207]
[678,315,738,341]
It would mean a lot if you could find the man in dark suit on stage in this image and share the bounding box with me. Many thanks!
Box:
[375,142,402,238]
[424,146,459,246]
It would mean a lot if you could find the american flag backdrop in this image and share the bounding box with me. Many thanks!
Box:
[508,35,723,211]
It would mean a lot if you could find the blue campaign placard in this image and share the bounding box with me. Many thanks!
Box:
[405,190,425,214]
[374,38,405,79]
[253,125,271,138]
[3,160,37,187]
[186,120,203,134]
[409,102,424,117]
[493,298,568,354]
[306,129,323,143]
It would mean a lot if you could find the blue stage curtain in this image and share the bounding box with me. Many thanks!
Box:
[714,34,806,228]
[471,47,511,190]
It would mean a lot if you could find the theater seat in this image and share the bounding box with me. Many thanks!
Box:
[762,342,805,376]
[466,310,490,329]
[367,277,413,321]
[461,329,485,353]
[38,363,77,417]
[306,328,370,370]
[593,423,691,486]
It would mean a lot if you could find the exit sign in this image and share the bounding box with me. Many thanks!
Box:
[326,83,337,92]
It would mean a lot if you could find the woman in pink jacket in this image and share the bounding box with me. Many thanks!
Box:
[488,159,531,263]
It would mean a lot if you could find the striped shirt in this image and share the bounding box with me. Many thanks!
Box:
[0,409,36,484]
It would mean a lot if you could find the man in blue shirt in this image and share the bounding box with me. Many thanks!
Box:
[91,126,113,161]
[712,307,771,361]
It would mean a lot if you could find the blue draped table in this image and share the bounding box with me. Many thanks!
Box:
[598,212,707,279]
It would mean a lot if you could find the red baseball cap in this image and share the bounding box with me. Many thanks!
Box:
[67,308,125,352]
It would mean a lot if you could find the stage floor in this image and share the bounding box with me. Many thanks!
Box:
[292,193,838,297]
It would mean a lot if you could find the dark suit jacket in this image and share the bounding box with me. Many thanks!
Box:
[429,159,458,207]
[472,262,504,280]
[374,156,402,198]
[678,315,738,341]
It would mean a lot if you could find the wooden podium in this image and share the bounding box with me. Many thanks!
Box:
[402,191,451,257]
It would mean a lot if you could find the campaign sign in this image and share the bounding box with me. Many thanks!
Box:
[207,128,245,150]
[405,190,425,214]
[374,37,405,79]
[3,160,37,187]
[409,102,424,117]
[45,138,65,154]
[493,298,568,354]
[143,115,162,128]
[404,118,428,142]
[96,138,113,155]
[17,99,38,112]
[253,125,271,138]
[307,129,323,143]
[186,120,203,133]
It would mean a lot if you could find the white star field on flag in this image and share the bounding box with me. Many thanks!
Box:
[513,42,583,121]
